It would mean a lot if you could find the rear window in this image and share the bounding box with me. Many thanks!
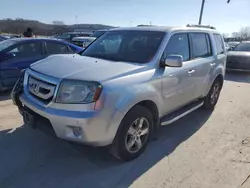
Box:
[214,34,225,55]
[191,33,212,58]
[234,43,250,52]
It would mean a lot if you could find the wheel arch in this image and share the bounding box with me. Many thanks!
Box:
[119,100,160,135]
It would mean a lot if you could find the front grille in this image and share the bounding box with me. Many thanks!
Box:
[28,76,56,104]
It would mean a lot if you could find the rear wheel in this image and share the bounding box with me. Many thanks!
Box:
[110,105,153,161]
[203,79,222,109]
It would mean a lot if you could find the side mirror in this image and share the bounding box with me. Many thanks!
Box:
[162,55,183,67]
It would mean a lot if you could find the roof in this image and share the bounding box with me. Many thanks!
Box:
[5,38,82,49]
[110,26,174,32]
[7,37,70,43]
[110,26,220,33]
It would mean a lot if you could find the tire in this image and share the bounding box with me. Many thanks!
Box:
[110,105,153,161]
[203,78,222,109]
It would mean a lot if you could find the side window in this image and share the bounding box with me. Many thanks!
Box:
[6,42,42,59]
[67,46,74,53]
[214,34,224,55]
[191,33,211,58]
[163,33,190,61]
[46,42,69,54]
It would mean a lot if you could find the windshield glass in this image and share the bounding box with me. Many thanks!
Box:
[0,40,17,51]
[234,43,250,52]
[90,31,107,38]
[82,30,165,63]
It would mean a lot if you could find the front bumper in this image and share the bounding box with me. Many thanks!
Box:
[18,93,124,146]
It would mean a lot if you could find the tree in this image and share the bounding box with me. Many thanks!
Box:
[222,33,229,39]
[239,27,250,40]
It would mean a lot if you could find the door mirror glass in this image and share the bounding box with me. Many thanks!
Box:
[163,55,183,67]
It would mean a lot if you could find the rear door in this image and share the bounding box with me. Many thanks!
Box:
[189,33,215,99]
[0,41,45,88]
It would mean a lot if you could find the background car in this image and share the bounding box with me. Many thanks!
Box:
[226,41,250,71]
[71,36,96,48]
[90,29,108,38]
[55,32,93,43]
[0,35,8,41]
[227,41,240,49]
[0,38,82,91]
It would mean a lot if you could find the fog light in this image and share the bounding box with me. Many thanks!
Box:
[72,127,82,137]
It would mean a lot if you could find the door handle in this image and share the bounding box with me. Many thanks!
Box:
[187,69,195,74]
[210,63,216,66]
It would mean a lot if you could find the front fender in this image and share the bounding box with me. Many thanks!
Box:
[115,83,162,116]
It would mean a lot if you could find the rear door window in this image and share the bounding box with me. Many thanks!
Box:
[163,33,190,61]
[191,33,212,58]
[46,42,69,54]
[214,34,225,55]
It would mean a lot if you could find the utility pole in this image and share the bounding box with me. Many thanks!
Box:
[198,0,205,25]
[199,0,231,25]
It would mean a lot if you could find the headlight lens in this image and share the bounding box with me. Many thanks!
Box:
[56,80,102,104]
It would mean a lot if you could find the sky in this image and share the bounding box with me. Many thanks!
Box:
[0,0,249,34]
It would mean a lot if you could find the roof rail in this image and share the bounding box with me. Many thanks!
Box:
[186,24,216,30]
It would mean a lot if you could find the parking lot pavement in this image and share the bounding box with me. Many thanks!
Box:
[1,72,250,188]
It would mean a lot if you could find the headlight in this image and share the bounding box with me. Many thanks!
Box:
[56,80,102,104]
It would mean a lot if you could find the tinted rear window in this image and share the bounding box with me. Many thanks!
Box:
[234,43,250,52]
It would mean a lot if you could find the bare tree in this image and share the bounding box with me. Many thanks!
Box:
[239,27,250,40]
[222,33,229,39]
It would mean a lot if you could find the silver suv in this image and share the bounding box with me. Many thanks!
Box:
[12,25,226,161]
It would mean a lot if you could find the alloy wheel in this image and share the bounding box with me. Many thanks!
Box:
[125,117,150,153]
[210,83,220,105]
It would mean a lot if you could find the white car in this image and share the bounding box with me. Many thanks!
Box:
[71,37,96,48]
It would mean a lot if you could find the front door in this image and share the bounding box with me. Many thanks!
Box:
[0,41,45,88]
[161,33,194,115]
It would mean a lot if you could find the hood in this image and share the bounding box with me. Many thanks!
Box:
[30,54,148,82]
[227,51,250,57]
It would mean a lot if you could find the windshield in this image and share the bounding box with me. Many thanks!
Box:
[234,43,250,52]
[90,31,107,38]
[82,30,165,63]
[0,40,17,51]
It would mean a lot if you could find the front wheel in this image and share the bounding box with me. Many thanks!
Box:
[203,79,222,109]
[110,105,153,161]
